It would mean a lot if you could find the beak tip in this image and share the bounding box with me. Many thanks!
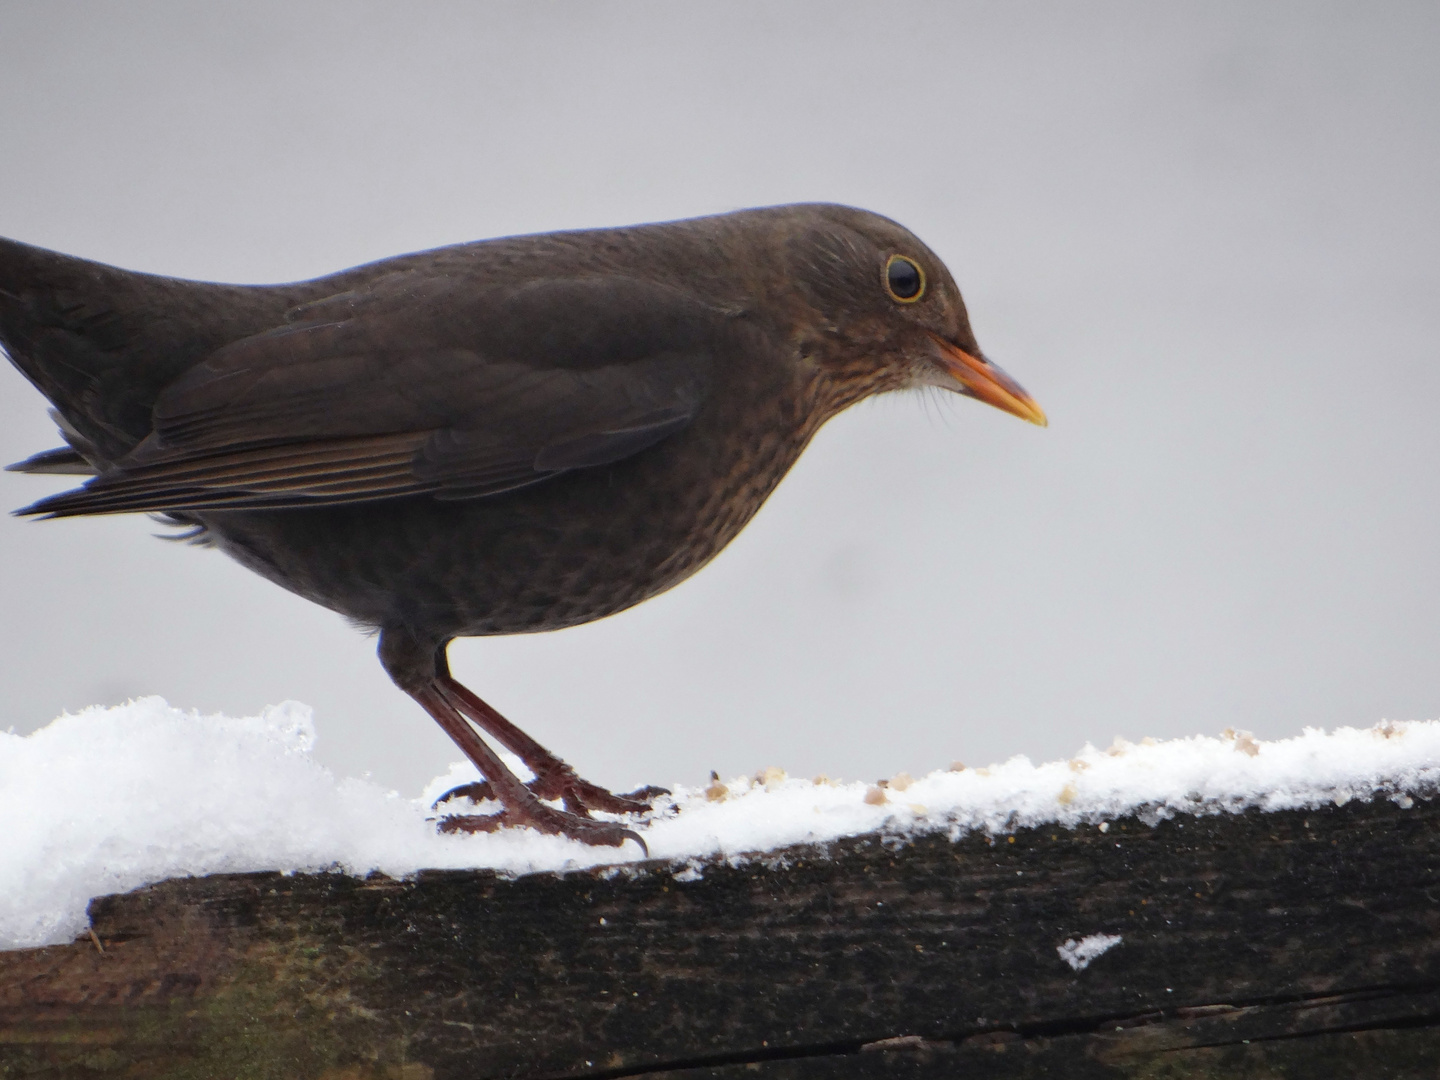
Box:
[928,334,1047,430]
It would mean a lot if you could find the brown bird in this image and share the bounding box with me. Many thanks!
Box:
[0,204,1045,849]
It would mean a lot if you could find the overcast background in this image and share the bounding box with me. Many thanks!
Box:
[1,2,1437,798]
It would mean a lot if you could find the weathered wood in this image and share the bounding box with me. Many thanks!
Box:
[3,795,1440,1079]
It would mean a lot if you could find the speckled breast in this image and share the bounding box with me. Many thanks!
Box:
[199,385,820,642]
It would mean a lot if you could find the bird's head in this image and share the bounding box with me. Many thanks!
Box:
[773,204,1046,427]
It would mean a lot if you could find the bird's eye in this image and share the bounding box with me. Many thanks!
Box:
[884,255,925,303]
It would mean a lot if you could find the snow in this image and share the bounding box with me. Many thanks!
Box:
[3,697,1440,950]
[1057,932,1123,972]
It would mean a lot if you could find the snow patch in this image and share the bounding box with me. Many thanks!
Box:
[1057,932,1123,971]
[3,698,1439,950]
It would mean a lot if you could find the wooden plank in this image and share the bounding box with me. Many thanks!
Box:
[2,795,1439,1079]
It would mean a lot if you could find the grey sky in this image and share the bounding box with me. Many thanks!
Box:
[1,2,1437,797]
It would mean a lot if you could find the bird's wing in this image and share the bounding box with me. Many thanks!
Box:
[19,275,722,516]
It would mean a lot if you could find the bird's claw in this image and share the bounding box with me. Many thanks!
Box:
[433,781,497,807]
[620,784,672,804]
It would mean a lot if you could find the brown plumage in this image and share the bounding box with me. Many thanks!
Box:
[0,204,1045,848]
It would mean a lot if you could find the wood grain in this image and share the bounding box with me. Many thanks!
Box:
[3,795,1439,1079]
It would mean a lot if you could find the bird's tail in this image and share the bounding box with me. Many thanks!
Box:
[0,236,290,466]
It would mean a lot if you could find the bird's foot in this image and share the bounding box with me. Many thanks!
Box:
[434,773,669,816]
[436,801,647,853]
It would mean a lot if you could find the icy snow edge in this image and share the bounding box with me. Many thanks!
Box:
[2,697,1437,950]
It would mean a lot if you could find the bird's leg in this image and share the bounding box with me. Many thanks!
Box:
[378,629,646,851]
[435,667,666,816]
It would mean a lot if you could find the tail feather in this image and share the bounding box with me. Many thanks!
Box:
[4,447,94,475]
[0,236,299,464]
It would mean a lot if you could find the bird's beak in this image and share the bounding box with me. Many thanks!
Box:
[925,334,1048,427]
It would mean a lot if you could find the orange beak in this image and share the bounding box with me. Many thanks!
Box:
[926,334,1048,427]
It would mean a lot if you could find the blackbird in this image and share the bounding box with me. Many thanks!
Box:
[0,203,1045,849]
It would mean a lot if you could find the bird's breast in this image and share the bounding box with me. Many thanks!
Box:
[201,382,823,640]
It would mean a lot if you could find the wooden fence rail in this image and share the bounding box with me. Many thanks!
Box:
[3,795,1439,1078]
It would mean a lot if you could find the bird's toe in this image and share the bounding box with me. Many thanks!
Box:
[435,801,648,854]
[560,779,660,816]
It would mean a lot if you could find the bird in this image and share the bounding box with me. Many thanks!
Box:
[0,203,1045,850]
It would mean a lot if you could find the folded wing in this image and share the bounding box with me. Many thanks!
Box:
[19,274,722,517]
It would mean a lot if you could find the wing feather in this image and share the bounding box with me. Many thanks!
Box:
[17,275,724,517]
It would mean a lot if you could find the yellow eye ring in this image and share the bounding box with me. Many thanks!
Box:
[883,254,926,303]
